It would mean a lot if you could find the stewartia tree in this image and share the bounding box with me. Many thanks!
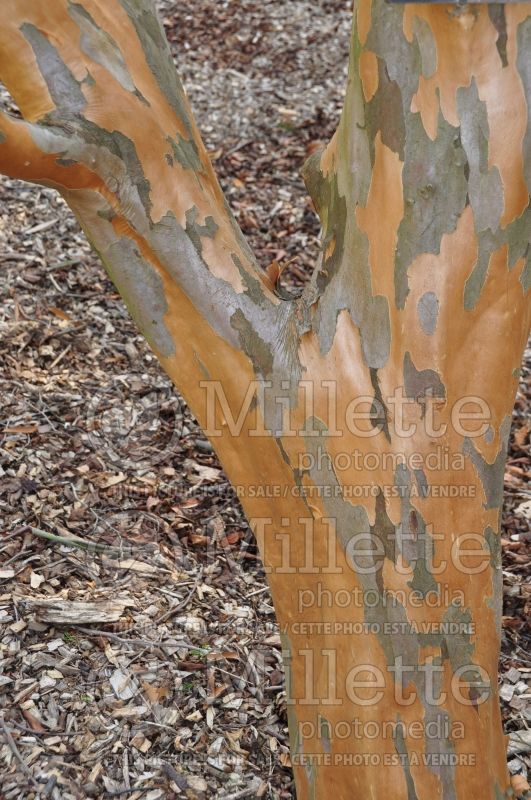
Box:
[0,0,529,797]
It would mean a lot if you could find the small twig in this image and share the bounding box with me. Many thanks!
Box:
[247,586,269,597]
[220,788,256,800]
[24,217,59,235]
[46,258,81,271]
[0,252,35,263]
[72,626,162,649]
[48,343,72,370]
[155,581,198,624]
[226,139,253,157]
[211,665,253,687]
[40,324,85,345]
[103,786,160,797]
[10,720,76,738]
[139,720,180,734]
[0,715,40,790]
[11,525,119,554]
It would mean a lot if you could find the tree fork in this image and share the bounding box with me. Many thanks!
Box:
[0,1,530,798]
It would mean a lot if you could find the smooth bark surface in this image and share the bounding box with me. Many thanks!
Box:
[0,1,530,798]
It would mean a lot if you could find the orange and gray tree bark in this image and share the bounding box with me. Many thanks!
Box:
[0,1,530,798]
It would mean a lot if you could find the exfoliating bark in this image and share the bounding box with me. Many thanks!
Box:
[0,1,530,797]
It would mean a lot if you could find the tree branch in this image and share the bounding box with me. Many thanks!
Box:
[0,110,86,185]
[300,0,530,373]
[0,0,291,389]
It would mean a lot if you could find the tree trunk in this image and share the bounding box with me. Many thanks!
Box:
[0,1,530,798]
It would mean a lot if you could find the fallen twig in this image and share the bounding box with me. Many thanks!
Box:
[0,715,40,791]
[220,788,257,800]
[73,626,162,649]
[12,525,120,554]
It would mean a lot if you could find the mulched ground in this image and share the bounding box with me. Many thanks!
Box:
[0,2,529,799]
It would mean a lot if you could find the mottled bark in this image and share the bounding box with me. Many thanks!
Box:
[0,1,530,798]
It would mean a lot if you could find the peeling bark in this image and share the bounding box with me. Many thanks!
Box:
[0,1,530,798]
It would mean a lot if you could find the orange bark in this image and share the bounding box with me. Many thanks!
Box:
[0,1,530,797]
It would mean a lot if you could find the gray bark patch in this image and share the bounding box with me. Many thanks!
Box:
[58,114,153,218]
[167,134,204,174]
[393,719,420,800]
[319,717,331,754]
[413,468,429,498]
[22,23,86,112]
[464,229,503,311]
[68,2,140,96]
[464,207,530,309]
[185,206,218,257]
[488,5,508,68]
[463,416,511,509]
[104,238,175,357]
[370,367,391,440]
[457,79,503,234]
[403,351,445,408]
[311,172,391,369]
[230,309,274,378]
[395,115,468,309]
[517,17,531,194]
[395,465,439,598]
[366,0,421,112]
[366,56,406,162]
[118,0,194,138]
[521,252,531,292]
[417,291,439,335]
[484,526,503,635]
[413,16,437,79]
